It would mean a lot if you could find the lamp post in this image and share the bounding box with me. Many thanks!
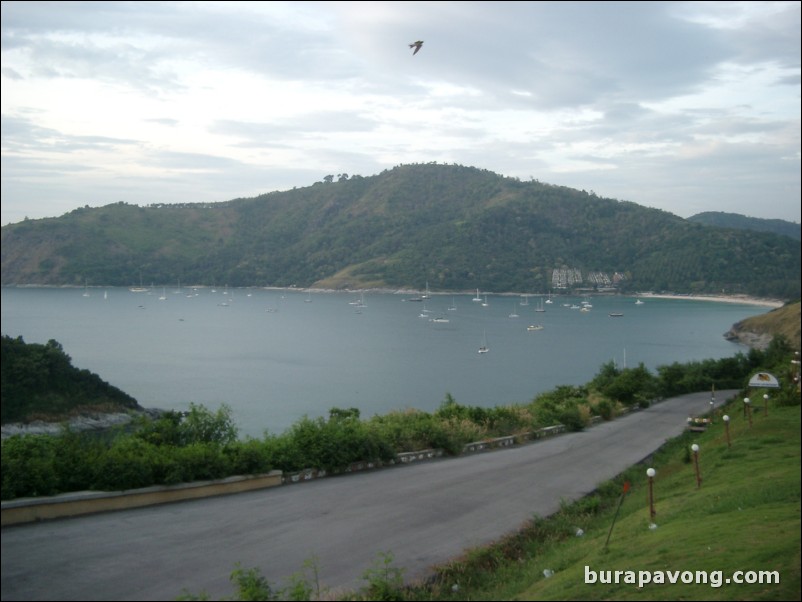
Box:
[744,397,752,428]
[763,393,769,417]
[723,415,731,448]
[710,385,716,421]
[691,444,701,488]
[647,468,656,521]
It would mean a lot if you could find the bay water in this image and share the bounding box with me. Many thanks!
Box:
[0,287,766,438]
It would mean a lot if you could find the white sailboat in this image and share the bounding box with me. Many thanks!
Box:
[472,288,482,302]
[129,271,149,293]
[478,330,489,354]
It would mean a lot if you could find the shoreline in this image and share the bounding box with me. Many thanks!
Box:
[634,292,784,309]
[4,284,786,309]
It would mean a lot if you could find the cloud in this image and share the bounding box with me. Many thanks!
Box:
[1,1,799,225]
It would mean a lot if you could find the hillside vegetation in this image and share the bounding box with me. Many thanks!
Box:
[3,332,798,502]
[688,211,801,241]
[0,335,141,423]
[2,164,800,299]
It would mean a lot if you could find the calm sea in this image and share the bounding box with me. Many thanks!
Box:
[0,287,766,438]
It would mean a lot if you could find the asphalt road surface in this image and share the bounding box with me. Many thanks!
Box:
[1,391,724,600]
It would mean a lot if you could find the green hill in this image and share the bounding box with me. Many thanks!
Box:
[0,335,141,423]
[2,164,799,299]
[688,211,801,241]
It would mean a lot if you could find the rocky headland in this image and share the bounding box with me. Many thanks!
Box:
[1,408,163,440]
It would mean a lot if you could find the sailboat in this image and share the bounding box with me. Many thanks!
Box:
[509,302,519,318]
[129,271,149,293]
[447,297,457,311]
[472,288,482,302]
[535,297,546,312]
[478,331,489,354]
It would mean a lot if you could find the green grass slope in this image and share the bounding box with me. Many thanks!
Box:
[414,398,800,601]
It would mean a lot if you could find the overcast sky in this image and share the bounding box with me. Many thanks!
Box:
[2,1,800,226]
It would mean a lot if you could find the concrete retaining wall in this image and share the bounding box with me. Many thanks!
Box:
[2,423,578,526]
[1,471,283,526]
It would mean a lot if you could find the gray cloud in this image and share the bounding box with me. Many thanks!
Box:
[1,1,799,225]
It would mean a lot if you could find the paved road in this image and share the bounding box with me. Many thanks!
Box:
[1,391,724,601]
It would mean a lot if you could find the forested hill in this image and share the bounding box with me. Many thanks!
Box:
[688,211,801,241]
[1,335,141,423]
[1,164,800,299]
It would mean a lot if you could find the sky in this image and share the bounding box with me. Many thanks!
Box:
[1,1,800,226]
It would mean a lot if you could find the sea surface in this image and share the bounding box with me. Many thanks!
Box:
[0,287,767,438]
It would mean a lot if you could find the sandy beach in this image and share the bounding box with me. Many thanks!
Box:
[635,292,785,309]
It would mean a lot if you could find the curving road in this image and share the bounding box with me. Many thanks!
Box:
[1,391,724,601]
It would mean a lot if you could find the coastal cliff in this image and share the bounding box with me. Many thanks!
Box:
[724,301,801,350]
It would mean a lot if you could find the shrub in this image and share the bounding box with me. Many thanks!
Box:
[595,399,615,420]
[1,435,59,499]
[224,438,273,475]
[92,437,159,490]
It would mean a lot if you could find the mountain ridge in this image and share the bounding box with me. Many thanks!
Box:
[2,163,799,299]
[688,211,800,240]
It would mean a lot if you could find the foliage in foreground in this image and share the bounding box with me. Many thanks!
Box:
[177,396,801,600]
[407,402,801,601]
[2,336,797,500]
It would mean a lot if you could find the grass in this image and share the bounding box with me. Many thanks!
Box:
[402,398,801,601]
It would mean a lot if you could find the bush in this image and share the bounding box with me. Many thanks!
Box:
[224,438,273,475]
[1,435,59,499]
[595,399,615,420]
[92,437,159,490]
[558,406,586,432]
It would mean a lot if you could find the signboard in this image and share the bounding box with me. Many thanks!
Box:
[748,372,780,388]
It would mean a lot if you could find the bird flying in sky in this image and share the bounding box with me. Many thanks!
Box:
[409,40,423,55]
